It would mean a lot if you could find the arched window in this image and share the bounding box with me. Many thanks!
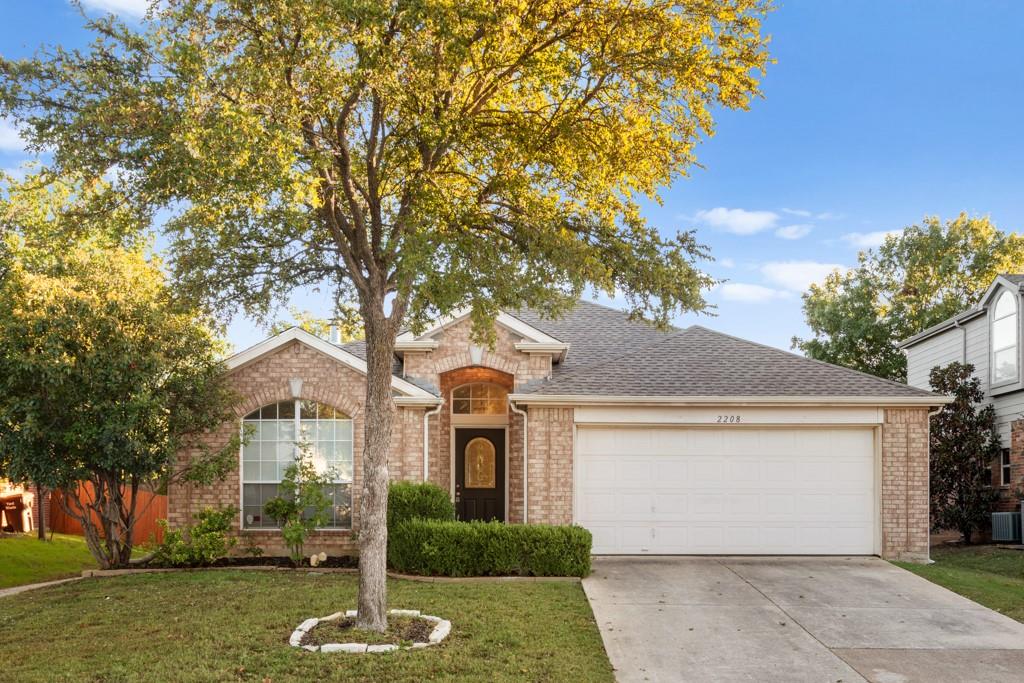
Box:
[452,383,507,415]
[992,291,1019,384]
[241,399,353,529]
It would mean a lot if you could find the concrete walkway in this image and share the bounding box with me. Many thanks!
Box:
[0,576,81,599]
[584,556,1024,683]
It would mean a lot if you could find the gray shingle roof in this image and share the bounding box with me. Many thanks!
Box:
[509,300,677,374]
[524,325,939,398]
[342,300,940,399]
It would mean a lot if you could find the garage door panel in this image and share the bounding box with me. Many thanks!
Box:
[576,426,876,555]
[652,492,688,515]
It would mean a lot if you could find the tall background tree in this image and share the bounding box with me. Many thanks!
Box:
[1,0,771,629]
[0,174,240,568]
[793,214,1024,381]
[928,362,1000,544]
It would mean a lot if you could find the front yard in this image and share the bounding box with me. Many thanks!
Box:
[0,570,613,682]
[0,533,100,588]
[895,544,1024,622]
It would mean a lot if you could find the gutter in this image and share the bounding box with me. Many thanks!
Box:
[897,308,986,349]
[507,394,953,407]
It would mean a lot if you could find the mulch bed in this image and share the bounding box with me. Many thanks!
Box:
[209,555,359,569]
[300,617,433,647]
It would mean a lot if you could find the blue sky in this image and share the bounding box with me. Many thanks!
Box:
[2,1,1023,353]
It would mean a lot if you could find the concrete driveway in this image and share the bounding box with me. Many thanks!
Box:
[584,556,1024,683]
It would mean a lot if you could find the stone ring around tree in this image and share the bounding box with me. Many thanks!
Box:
[289,609,451,653]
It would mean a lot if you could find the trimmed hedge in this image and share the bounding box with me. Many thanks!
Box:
[388,519,592,577]
[387,481,455,528]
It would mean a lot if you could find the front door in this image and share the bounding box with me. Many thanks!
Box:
[455,428,505,522]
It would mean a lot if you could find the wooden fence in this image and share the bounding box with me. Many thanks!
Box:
[49,483,167,545]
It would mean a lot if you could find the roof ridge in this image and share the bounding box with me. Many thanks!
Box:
[687,325,937,396]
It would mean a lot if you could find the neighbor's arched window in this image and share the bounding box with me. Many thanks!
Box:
[992,291,1019,384]
[452,383,507,415]
[241,399,353,529]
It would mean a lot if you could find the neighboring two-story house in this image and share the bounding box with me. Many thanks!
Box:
[900,274,1024,511]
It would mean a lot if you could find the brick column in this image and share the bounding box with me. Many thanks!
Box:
[526,407,574,525]
[880,408,930,562]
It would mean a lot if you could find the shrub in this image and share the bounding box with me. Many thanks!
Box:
[262,450,334,566]
[152,506,237,567]
[387,481,455,528]
[388,519,591,577]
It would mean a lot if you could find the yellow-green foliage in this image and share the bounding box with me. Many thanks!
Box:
[0,0,772,332]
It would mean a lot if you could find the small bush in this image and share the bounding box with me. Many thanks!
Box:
[262,450,335,566]
[387,481,455,528]
[388,519,591,577]
[152,506,237,567]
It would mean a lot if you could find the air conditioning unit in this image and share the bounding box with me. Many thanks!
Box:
[992,511,1022,543]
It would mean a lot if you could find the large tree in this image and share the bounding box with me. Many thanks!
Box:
[0,174,239,568]
[928,362,1000,544]
[793,214,1024,382]
[1,0,771,629]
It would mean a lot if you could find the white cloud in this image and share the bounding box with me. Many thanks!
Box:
[718,283,791,303]
[760,260,846,293]
[717,257,736,268]
[841,230,901,249]
[694,207,779,235]
[774,224,812,240]
[781,208,812,218]
[0,117,27,153]
[782,208,843,220]
[78,0,151,17]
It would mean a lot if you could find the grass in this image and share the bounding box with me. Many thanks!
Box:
[0,571,614,682]
[894,544,1024,622]
[0,533,100,588]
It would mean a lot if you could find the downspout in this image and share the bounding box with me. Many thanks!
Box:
[510,400,528,524]
[953,318,966,364]
[423,402,443,483]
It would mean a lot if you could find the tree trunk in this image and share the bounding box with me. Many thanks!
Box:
[355,310,398,632]
[962,526,973,545]
[35,482,45,540]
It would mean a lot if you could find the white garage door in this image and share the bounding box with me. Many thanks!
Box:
[575,426,876,555]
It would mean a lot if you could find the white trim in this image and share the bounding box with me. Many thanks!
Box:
[238,398,354,532]
[980,275,1024,308]
[509,393,952,407]
[394,396,443,407]
[514,341,570,361]
[573,405,885,425]
[395,340,440,352]
[225,327,436,399]
[990,289,1019,388]
[397,308,564,345]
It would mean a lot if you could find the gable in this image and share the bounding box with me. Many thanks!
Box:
[225,327,437,401]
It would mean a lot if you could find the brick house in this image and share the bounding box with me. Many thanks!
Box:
[170,301,946,561]
[901,274,1024,513]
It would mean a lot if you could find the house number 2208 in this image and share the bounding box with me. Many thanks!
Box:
[716,415,741,423]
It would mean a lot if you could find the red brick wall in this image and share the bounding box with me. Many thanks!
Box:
[881,408,930,561]
[168,339,425,557]
[992,418,1023,512]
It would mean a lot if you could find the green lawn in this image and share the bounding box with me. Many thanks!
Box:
[0,533,100,588]
[0,571,614,683]
[894,544,1024,622]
